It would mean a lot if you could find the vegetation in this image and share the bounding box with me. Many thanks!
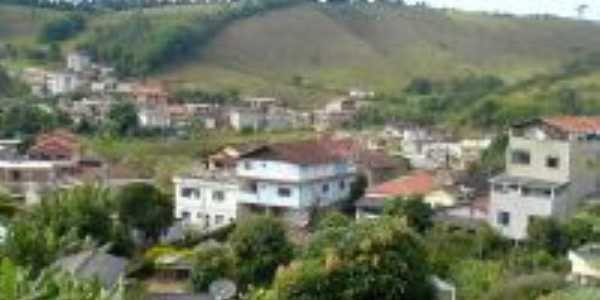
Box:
[249,217,434,300]
[229,215,293,287]
[0,258,130,300]
[2,186,129,274]
[383,196,434,234]
[38,13,85,43]
[191,244,234,292]
[116,183,174,242]
[77,0,300,77]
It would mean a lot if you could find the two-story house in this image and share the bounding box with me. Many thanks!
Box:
[236,141,356,226]
[489,117,600,240]
[173,171,238,230]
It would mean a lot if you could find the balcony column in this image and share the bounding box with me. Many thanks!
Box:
[551,188,555,199]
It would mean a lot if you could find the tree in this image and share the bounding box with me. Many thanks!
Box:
[229,215,293,287]
[527,217,570,256]
[2,186,117,273]
[191,245,234,292]
[116,183,174,242]
[255,217,434,300]
[106,101,139,136]
[0,258,129,300]
[383,196,434,233]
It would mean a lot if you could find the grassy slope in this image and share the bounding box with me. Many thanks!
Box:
[0,5,65,45]
[154,3,600,103]
[4,3,600,107]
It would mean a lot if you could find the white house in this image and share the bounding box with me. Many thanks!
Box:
[173,172,238,231]
[489,117,600,240]
[48,72,83,95]
[67,51,92,73]
[236,141,356,226]
[568,244,600,286]
[138,105,170,128]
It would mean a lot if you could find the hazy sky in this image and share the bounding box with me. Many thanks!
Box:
[405,0,599,20]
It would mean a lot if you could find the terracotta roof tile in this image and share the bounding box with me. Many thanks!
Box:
[543,116,600,134]
[367,171,436,197]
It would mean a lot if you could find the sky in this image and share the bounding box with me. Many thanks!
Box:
[405,0,599,20]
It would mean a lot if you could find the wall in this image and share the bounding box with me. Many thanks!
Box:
[489,188,565,240]
[174,177,238,230]
[506,136,571,183]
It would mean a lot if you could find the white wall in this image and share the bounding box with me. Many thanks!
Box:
[174,177,238,230]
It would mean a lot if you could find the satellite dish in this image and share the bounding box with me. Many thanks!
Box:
[209,278,237,300]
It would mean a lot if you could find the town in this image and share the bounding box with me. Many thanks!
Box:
[1,0,600,300]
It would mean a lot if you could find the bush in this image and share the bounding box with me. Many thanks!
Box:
[229,215,293,287]
[39,14,85,43]
[191,245,234,292]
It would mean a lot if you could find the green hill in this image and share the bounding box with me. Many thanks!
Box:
[4,3,600,109]
[153,3,600,102]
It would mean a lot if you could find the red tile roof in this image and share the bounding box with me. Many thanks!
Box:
[28,129,80,160]
[240,140,346,165]
[367,171,436,198]
[543,116,600,134]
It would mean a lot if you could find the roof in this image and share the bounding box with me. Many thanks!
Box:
[543,116,600,134]
[367,171,436,197]
[239,140,346,165]
[52,249,129,289]
[28,129,80,159]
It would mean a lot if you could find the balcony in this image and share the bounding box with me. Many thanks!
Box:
[490,174,569,200]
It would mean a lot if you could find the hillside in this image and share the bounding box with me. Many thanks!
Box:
[0,5,65,44]
[154,3,600,102]
[3,3,600,108]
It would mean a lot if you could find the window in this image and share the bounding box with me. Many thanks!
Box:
[278,187,291,197]
[181,211,191,221]
[497,211,510,226]
[546,156,559,169]
[322,184,330,193]
[215,215,225,225]
[511,150,530,165]
[212,190,225,202]
[181,188,199,198]
[339,180,346,190]
[244,161,253,170]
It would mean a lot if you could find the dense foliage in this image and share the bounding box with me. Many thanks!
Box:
[229,215,293,287]
[2,186,128,273]
[116,183,174,242]
[0,258,129,300]
[250,217,434,300]
[0,103,71,140]
[383,196,434,233]
[39,13,85,42]
[191,244,234,292]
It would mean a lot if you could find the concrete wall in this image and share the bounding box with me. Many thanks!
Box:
[174,177,238,230]
[506,136,571,183]
[489,186,568,240]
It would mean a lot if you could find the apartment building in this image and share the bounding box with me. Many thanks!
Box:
[489,116,600,240]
